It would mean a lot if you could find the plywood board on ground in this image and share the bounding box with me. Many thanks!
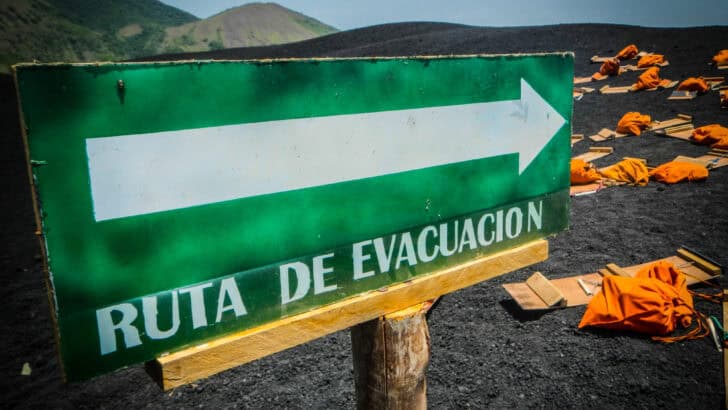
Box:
[590,56,613,63]
[589,128,627,142]
[656,123,694,140]
[590,52,646,63]
[704,77,724,89]
[573,146,614,162]
[569,182,603,196]
[648,115,692,131]
[503,272,603,310]
[623,61,670,71]
[525,272,566,307]
[642,79,678,91]
[668,90,698,100]
[599,85,632,94]
[674,153,728,169]
[573,86,595,99]
[615,254,720,285]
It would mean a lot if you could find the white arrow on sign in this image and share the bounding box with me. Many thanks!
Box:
[86,79,565,222]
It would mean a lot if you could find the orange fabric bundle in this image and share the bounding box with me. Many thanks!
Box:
[633,67,661,91]
[713,49,728,66]
[599,158,649,186]
[713,137,728,150]
[649,161,709,184]
[599,58,620,76]
[676,77,709,93]
[570,159,601,185]
[691,124,728,145]
[637,54,665,68]
[616,111,651,135]
[579,261,694,336]
[615,44,638,60]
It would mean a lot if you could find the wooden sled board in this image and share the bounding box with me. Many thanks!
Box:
[589,128,617,141]
[502,272,603,310]
[668,90,698,100]
[599,84,632,94]
[674,151,728,169]
[571,134,584,146]
[570,178,626,196]
[607,254,721,285]
[641,79,679,92]
[665,77,723,97]
[589,128,627,142]
[648,114,692,131]
[655,123,694,141]
[570,182,603,196]
[590,51,648,63]
[573,87,595,100]
[573,146,614,162]
[590,56,613,63]
[705,76,725,89]
[590,72,613,81]
[622,61,670,71]
[505,249,721,311]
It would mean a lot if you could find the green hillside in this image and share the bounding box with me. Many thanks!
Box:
[49,0,197,31]
[0,1,338,73]
[161,3,338,53]
[0,0,197,72]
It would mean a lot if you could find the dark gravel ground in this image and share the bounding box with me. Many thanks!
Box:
[2,23,728,408]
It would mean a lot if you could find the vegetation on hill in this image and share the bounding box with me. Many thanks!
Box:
[160,3,338,54]
[0,0,197,72]
[48,0,199,58]
[0,1,337,73]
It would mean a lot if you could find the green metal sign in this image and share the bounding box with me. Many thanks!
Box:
[14,54,573,381]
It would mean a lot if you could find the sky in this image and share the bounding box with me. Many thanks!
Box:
[159,0,728,30]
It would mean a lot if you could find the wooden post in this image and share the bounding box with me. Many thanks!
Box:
[351,302,432,410]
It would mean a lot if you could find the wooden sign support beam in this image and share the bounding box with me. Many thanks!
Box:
[352,302,431,409]
[146,239,548,390]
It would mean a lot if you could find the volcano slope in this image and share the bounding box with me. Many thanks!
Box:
[2,23,728,408]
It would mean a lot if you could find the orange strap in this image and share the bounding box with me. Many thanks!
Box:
[652,309,710,343]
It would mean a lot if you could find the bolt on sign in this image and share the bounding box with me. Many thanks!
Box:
[14,54,573,381]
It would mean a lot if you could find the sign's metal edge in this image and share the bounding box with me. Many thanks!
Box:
[12,52,575,70]
[12,67,68,381]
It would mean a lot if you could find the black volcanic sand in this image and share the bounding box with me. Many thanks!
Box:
[3,23,728,408]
